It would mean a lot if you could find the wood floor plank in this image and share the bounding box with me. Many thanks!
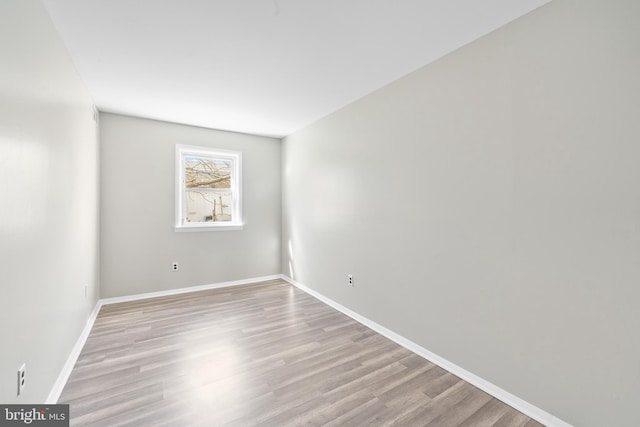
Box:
[60,279,545,426]
[424,386,495,427]
[458,398,513,427]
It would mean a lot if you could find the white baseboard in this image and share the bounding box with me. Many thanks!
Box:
[279,274,572,427]
[99,274,282,305]
[46,274,281,403]
[46,301,101,404]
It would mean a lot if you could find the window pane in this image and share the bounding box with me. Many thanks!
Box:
[184,157,231,189]
[176,145,242,230]
[185,190,233,223]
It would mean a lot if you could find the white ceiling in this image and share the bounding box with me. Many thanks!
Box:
[42,0,551,138]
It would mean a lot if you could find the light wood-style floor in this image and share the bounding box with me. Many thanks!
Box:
[60,279,544,426]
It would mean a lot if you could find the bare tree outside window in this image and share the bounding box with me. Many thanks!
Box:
[184,157,233,222]
[176,146,242,230]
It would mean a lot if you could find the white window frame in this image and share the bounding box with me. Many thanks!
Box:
[175,144,243,232]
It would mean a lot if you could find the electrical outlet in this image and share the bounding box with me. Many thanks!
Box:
[348,274,353,286]
[17,363,25,396]
[172,262,179,271]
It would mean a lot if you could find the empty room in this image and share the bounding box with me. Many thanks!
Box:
[1,0,638,426]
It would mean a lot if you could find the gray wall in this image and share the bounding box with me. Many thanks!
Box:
[0,0,100,403]
[100,113,281,298]
[282,0,640,425]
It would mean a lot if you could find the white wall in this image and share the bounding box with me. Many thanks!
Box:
[100,113,281,298]
[282,0,640,425]
[0,0,99,403]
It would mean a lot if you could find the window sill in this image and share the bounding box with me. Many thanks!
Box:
[175,224,244,232]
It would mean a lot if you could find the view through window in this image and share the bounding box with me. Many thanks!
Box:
[176,145,242,230]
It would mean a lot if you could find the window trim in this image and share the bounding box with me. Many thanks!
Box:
[175,144,243,232]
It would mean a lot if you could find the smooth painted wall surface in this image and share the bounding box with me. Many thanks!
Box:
[100,113,280,298]
[282,0,640,425]
[0,0,99,403]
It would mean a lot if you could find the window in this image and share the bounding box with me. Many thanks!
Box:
[175,145,242,231]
